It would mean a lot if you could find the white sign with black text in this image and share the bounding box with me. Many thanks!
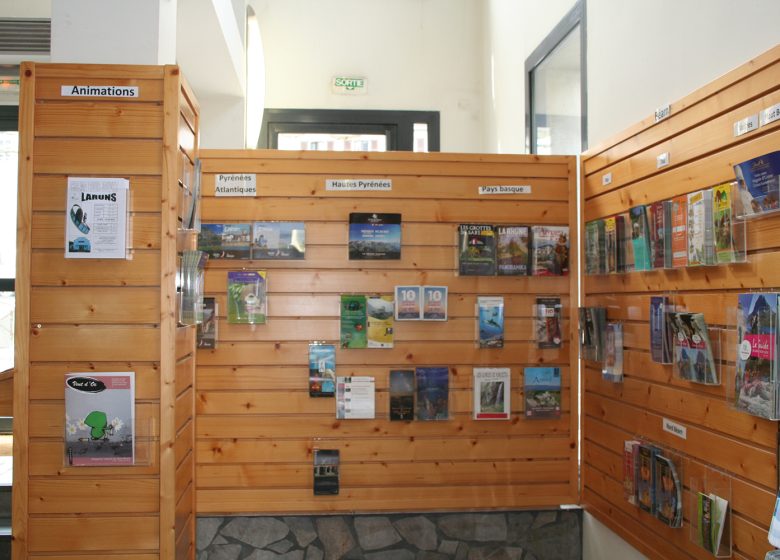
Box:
[215,173,257,197]
[662,417,687,440]
[325,179,392,191]
[478,185,532,195]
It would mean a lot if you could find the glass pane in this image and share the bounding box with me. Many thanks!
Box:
[0,131,17,278]
[413,123,428,152]
[277,132,387,152]
[0,292,14,372]
[531,25,581,155]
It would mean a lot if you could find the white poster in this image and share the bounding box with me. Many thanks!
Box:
[65,177,129,259]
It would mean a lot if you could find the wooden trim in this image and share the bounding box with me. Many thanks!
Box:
[12,60,35,560]
[159,65,180,560]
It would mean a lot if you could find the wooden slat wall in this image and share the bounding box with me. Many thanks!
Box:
[581,45,780,560]
[195,150,578,514]
[0,372,12,417]
[14,63,198,559]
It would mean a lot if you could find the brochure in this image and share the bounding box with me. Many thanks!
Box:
[415,366,449,420]
[64,372,135,466]
[309,343,336,397]
[535,297,562,349]
[395,285,422,320]
[313,449,340,495]
[340,295,368,349]
[458,224,497,275]
[226,270,267,324]
[422,286,448,321]
[252,221,306,259]
[65,177,129,259]
[496,225,530,275]
[530,225,569,276]
[198,223,252,259]
[477,296,504,349]
[389,369,415,421]
[336,376,375,419]
[473,367,511,420]
[733,150,780,217]
[366,295,394,348]
[196,297,218,349]
[523,366,561,419]
[348,213,402,260]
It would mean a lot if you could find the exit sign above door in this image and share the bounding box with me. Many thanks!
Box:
[332,76,367,95]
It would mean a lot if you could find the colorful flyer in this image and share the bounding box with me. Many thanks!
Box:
[395,285,422,320]
[64,372,135,466]
[308,343,336,397]
[252,221,306,259]
[340,294,367,348]
[366,295,394,348]
[348,213,402,260]
[226,270,267,324]
[422,286,448,321]
[65,177,129,259]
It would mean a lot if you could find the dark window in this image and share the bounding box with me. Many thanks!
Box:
[258,109,440,152]
[525,0,587,154]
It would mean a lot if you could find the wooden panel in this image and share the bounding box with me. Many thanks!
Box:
[31,249,161,286]
[0,374,12,417]
[197,484,573,515]
[175,356,194,398]
[29,478,159,513]
[31,287,159,323]
[28,516,159,552]
[175,387,193,433]
[17,63,198,559]
[197,459,570,489]
[196,150,577,514]
[30,325,160,361]
[202,173,571,201]
[34,102,164,138]
[201,197,569,224]
[581,46,780,560]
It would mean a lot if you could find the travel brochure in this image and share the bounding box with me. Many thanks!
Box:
[584,180,747,275]
[394,285,448,321]
[308,343,336,398]
[473,367,510,420]
[535,297,562,349]
[669,311,718,385]
[336,376,375,419]
[199,221,305,260]
[226,270,267,324]
[477,296,504,349]
[348,212,402,260]
[64,372,135,466]
[340,294,396,349]
[415,366,449,421]
[196,297,218,349]
[65,177,129,259]
[313,449,340,495]
[389,370,415,421]
[524,367,561,419]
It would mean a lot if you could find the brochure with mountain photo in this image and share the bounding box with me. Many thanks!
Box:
[496,225,529,275]
[477,296,504,349]
[348,213,401,260]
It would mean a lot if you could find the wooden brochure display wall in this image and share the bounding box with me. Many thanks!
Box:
[195,150,579,514]
[581,46,780,560]
[14,63,199,558]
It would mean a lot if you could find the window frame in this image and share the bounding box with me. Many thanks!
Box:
[524,0,588,154]
[258,108,440,152]
[0,105,17,294]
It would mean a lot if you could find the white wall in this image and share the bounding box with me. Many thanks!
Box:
[583,512,648,560]
[586,0,780,147]
[250,0,485,153]
[483,0,576,153]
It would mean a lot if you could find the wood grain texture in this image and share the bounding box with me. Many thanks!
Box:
[18,63,197,559]
[581,45,780,560]
[196,150,577,514]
